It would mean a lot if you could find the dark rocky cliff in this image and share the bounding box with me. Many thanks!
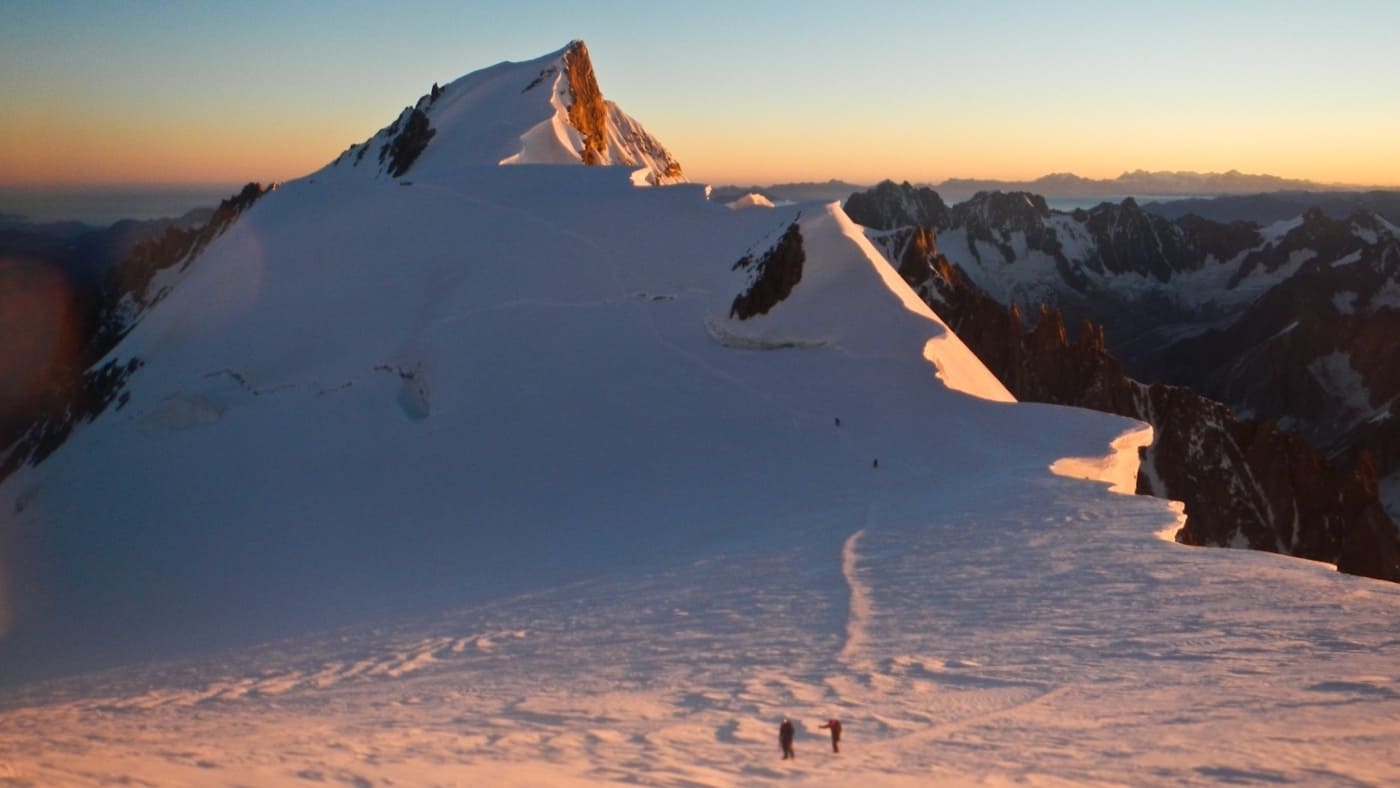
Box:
[844,180,949,231]
[730,222,805,320]
[849,181,1400,525]
[863,215,1400,582]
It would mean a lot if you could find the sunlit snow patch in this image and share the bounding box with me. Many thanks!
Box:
[1049,421,1154,494]
[725,193,775,210]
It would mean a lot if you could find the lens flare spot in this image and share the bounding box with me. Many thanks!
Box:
[0,258,80,638]
[0,258,82,412]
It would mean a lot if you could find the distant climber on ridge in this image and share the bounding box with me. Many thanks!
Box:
[779,717,795,759]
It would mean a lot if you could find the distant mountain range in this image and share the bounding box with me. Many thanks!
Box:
[708,180,865,205]
[0,208,213,289]
[934,170,1380,202]
[1142,190,1400,226]
[714,171,1390,207]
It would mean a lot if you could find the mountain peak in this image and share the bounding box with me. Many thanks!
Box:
[322,41,683,185]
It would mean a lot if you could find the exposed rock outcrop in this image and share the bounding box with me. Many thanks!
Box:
[843,180,949,231]
[950,191,1064,267]
[337,96,440,180]
[1156,209,1400,472]
[382,108,436,178]
[1076,198,1215,280]
[561,40,609,166]
[730,223,805,320]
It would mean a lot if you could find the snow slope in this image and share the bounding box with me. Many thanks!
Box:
[0,45,1397,786]
[0,162,1041,683]
[2,414,1397,785]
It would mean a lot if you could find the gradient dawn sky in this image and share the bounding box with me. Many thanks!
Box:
[3,0,1398,189]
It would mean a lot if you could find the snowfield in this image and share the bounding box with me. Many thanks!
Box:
[1,43,1397,786]
[1,164,1395,787]
[3,441,1397,785]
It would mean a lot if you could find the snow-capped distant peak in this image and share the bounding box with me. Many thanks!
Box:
[322,40,684,185]
[725,193,775,210]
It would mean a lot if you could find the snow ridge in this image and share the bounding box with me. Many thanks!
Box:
[1049,422,1155,494]
[716,203,1014,403]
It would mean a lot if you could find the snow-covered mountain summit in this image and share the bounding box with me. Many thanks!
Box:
[1,44,1397,787]
[323,40,684,185]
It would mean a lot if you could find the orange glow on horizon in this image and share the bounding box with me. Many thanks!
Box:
[666,122,1400,189]
[0,107,356,188]
[4,109,1398,191]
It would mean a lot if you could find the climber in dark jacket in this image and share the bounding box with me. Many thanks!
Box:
[779,718,795,759]
[819,718,842,752]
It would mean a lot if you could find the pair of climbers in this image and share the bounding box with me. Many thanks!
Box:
[779,717,842,758]
[833,417,878,469]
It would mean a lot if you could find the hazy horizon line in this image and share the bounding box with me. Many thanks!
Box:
[5,169,1399,193]
[5,168,1398,226]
